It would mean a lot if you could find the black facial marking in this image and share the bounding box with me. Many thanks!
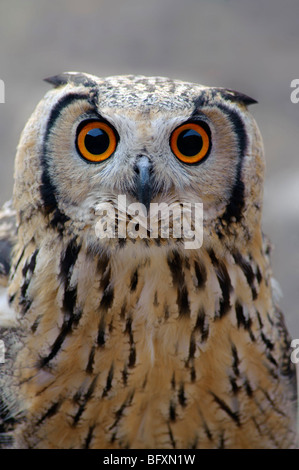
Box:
[215,104,248,224]
[41,92,89,214]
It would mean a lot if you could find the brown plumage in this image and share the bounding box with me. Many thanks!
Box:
[0,72,297,448]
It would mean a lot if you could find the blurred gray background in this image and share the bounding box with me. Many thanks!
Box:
[0,0,298,336]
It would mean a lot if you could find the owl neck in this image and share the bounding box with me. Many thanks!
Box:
[11,224,267,370]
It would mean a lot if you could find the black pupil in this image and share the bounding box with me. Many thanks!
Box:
[84,127,110,155]
[177,129,203,157]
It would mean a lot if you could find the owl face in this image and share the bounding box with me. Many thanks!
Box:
[14,72,264,252]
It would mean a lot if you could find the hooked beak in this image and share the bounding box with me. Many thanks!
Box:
[134,155,152,212]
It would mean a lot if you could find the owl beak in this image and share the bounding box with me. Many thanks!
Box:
[134,155,152,212]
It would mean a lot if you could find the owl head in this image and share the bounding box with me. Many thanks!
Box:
[13,72,264,254]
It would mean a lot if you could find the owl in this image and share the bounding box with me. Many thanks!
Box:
[0,72,297,449]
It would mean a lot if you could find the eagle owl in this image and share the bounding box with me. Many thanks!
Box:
[0,72,297,449]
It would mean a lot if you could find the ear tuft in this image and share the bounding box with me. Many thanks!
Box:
[44,72,97,89]
[216,88,258,106]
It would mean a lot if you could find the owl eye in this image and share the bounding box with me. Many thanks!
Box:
[170,122,211,164]
[76,120,117,162]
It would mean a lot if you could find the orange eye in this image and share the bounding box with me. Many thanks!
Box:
[76,120,117,162]
[170,122,211,164]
